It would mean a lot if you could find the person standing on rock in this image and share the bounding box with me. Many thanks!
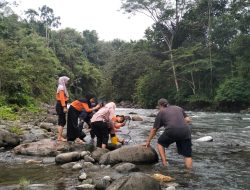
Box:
[145,98,193,169]
[55,76,70,142]
[91,102,119,148]
[67,94,101,143]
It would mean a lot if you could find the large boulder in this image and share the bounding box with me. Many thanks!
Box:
[106,172,161,190]
[14,139,59,156]
[14,139,95,157]
[0,129,20,148]
[91,147,110,162]
[99,145,158,165]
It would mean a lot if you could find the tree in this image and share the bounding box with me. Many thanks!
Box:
[25,8,39,22]
[39,5,61,45]
[121,0,193,92]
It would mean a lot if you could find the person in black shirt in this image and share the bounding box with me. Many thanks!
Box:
[145,98,192,169]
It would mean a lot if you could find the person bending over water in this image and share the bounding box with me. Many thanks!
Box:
[67,94,101,143]
[145,98,192,169]
[91,102,118,148]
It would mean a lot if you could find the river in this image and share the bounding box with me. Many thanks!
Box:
[0,108,250,190]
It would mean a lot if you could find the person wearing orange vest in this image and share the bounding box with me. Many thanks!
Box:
[110,115,125,145]
[55,76,70,142]
[67,94,101,143]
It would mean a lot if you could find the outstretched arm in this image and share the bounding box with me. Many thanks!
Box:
[145,128,157,148]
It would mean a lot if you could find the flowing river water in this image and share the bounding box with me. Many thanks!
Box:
[0,108,250,190]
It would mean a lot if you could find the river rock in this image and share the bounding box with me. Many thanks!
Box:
[76,184,95,190]
[131,116,143,121]
[81,151,90,158]
[115,162,139,173]
[195,136,213,142]
[39,122,55,132]
[83,162,94,168]
[99,145,158,165]
[14,139,58,156]
[44,115,58,125]
[79,172,87,181]
[148,113,157,117]
[106,172,161,190]
[73,163,83,170]
[0,129,20,148]
[21,128,48,142]
[61,162,77,169]
[164,187,175,190]
[47,107,57,115]
[14,139,95,157]
[82,179,93,185]
[55,152,81,164]
[91,148,109,162]
[28,184,53,189]
[94,176,112,190]
[84,155,95,163]
[25,159,43,164]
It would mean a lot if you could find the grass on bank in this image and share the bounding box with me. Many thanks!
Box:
[0,100,43,121]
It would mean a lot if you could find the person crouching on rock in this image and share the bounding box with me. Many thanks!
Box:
[91,102,118,149]
[67,94,101,144]
[55,76,70,142]
[110,115,126,145]
[145,98,193,169]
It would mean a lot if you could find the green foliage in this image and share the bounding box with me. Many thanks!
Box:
[19,177,30,189]
[0,0,249,112]
[215,77,250,103]
[135,70,176,108]
[9,126,23,135]
[230,34,250,79]
[0,106,17,120]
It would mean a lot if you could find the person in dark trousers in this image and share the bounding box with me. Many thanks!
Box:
[78,109,95,141]
[55,76,70,142]
[91,102,117,148]
[67,94,101,143]
[145,98,192,169]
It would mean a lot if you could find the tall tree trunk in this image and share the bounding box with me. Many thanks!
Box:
[208,0,213,95]
[190,71,195,95]
[161,33,179,92]
[169,47,179,92]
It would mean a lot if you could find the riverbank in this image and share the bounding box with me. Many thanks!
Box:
[0,105,176,190]
[1,106,250,190]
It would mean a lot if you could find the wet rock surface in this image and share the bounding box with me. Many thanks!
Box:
[0,107,250,190]
[106,172,161,190]
[0,129,20,148]
[99,144,158,165]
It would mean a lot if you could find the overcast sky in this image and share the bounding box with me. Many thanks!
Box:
[11,0,153,41]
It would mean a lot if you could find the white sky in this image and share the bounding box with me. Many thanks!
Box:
[11,0,154,41]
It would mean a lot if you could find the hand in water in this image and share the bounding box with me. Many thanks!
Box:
[142,141,150,148]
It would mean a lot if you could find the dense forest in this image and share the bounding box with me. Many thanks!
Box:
[0,0,249,115]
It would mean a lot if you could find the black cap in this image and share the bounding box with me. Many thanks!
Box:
[158,98,168,107]
[85,93,95,100]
